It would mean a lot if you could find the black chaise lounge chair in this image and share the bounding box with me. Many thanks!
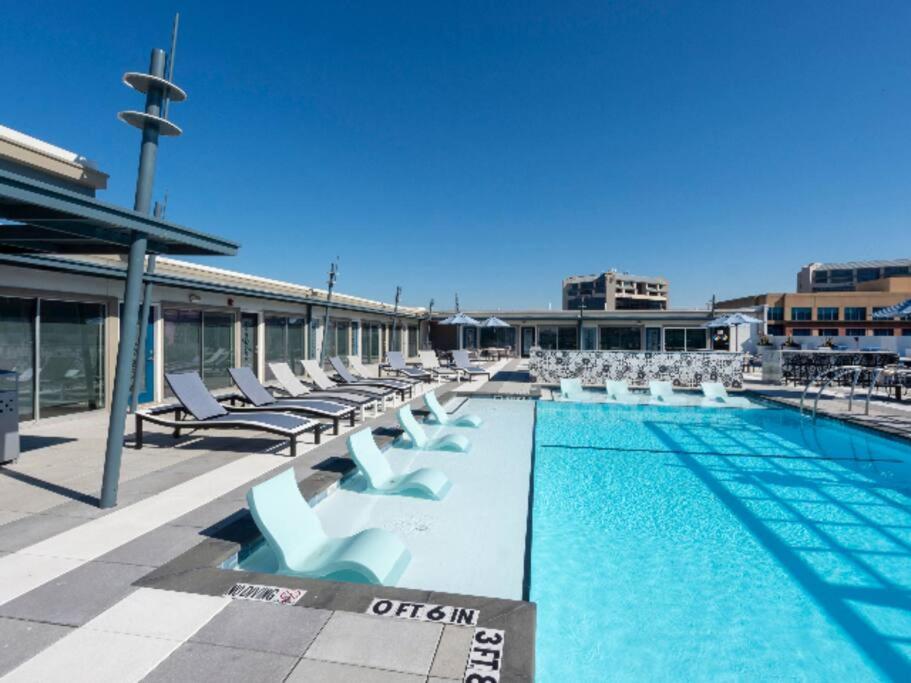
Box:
[329,356,415,395]
[267,362,382,416]
[228,367,357,434]
[452,350,492,381]
[135,372,325,457]
[385,351,432,382]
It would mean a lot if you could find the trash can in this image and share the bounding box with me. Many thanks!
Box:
[0,370,19,464]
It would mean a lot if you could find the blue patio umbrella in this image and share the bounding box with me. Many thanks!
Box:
[440,312,481,326]
[480,316,511,328]
[872,298,911,319]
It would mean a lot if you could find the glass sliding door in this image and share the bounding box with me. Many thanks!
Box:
[39,300,105,417]
[351,321,360,358]
[363,323,381,363]
[265,315,307,377]
[645,327,661,351]
[463,326,478,350]
[407,325,418,357]
[288,317,306,371]
[521,327,536,356]
[164,309,202,380]
[599,326,641,351]
[240,313,258,374]
[0,297,36,420]
[538,327,557,350]
[664,328,708,351]
[557,326,578,350]
[202,312,234,390]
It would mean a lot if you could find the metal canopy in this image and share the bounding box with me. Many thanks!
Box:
[0,168,238,256]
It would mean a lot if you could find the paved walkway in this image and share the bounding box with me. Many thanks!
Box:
[0,362,533,681]
[746,377,911,441]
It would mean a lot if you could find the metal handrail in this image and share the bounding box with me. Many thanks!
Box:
[799,365,864,420]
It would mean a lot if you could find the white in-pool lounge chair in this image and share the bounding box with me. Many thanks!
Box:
[397,405,471,452]
[268,362,380,417]
[247,469,411,585]
[301,360,400,403]
[347,428,452,499]
[417,350,459,381]
[605,380,645,404]
[560,378,584,400]
[424,390,482,427]
[700,382,752,408]
[648,380,690,406]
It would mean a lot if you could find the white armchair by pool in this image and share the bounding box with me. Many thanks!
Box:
[397,405,472,452]
[347,428,453,499]
[648,380,690,406]
[700,382,752,408]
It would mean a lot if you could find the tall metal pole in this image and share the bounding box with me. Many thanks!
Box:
[392,286,402,352]
[424,298,434,350]
[319,261,338,365]
[100,47,171,508]
[130,14,178,412]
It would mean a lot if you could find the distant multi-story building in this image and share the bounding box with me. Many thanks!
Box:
[562,270,669,311]
[797,259,911,293]
[718,275,911,338]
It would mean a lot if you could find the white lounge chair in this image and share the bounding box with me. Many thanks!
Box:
[301,360,400,403]
[346,428,452,499]
[247,469,411,585]
[700,382,752,408]
[648,380,689,406]
[605,380,645,405]
[417,350,459,381]
[397,405,471,452]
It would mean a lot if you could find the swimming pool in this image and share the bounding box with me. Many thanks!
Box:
[530,400,911,680]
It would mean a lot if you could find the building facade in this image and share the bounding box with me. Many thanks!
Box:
[562,271,669,311]
[718,276,911,338]
[797,259,911,293]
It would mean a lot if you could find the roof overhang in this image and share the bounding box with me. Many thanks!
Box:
[0,168,238,256]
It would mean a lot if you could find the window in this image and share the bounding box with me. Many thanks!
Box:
[767,325,785,336]
[663,328,707,351]
[792,329,813,336]
[845,329,867,337]
[830,269,853,283]
[791,307,812,321]
[817,307,838,321]
[538,326,578,350]
[599,326,641,350]
[558,326,579,350]
[902,328,911,336]
[351,321,360,357]
[463,326,478,350]
[813,271,829,284]
[307,318,319,359]
[407,325,418,357]
[872,307,888,318]
[240,313,258,375]
[884,266,910,277]
[581,327,597,350]
[844,307,866,321]
[767,306,784,321]
[264,315,307,377]
[818,329,839,337]
[362,322,382,363]
[856,268,880,282]
[480,326,516,350]
[40,301,105,417]
[164,309,235,393]
[0,297,36,420]
[874,329,895,337]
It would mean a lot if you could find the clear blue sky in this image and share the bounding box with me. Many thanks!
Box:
[3,2,910,309]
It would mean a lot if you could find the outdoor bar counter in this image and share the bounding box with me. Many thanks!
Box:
[761,349,900,385]
[529,349,744,388]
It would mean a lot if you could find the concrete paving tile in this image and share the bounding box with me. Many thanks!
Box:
[0,617,73,676]
[0,560,151,626]
[0,510,29,527]
[0,553,84,607]
[98,524,206,567]
[142,641,298,683]
[86,588,228,641]
[0,512,88,552]
[304,611,442,675]
[3,628,180,683]
[190,600,330,656]
[430,625,473,679]
[287,658,425,682]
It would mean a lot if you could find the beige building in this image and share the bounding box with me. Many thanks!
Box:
[562,270,669,311]
[718,276,911,339]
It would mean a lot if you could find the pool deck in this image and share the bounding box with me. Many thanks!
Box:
[744,375,911,443]
[0,358,535,682]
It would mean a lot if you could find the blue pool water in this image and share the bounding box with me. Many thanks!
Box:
[530,401,911,681]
